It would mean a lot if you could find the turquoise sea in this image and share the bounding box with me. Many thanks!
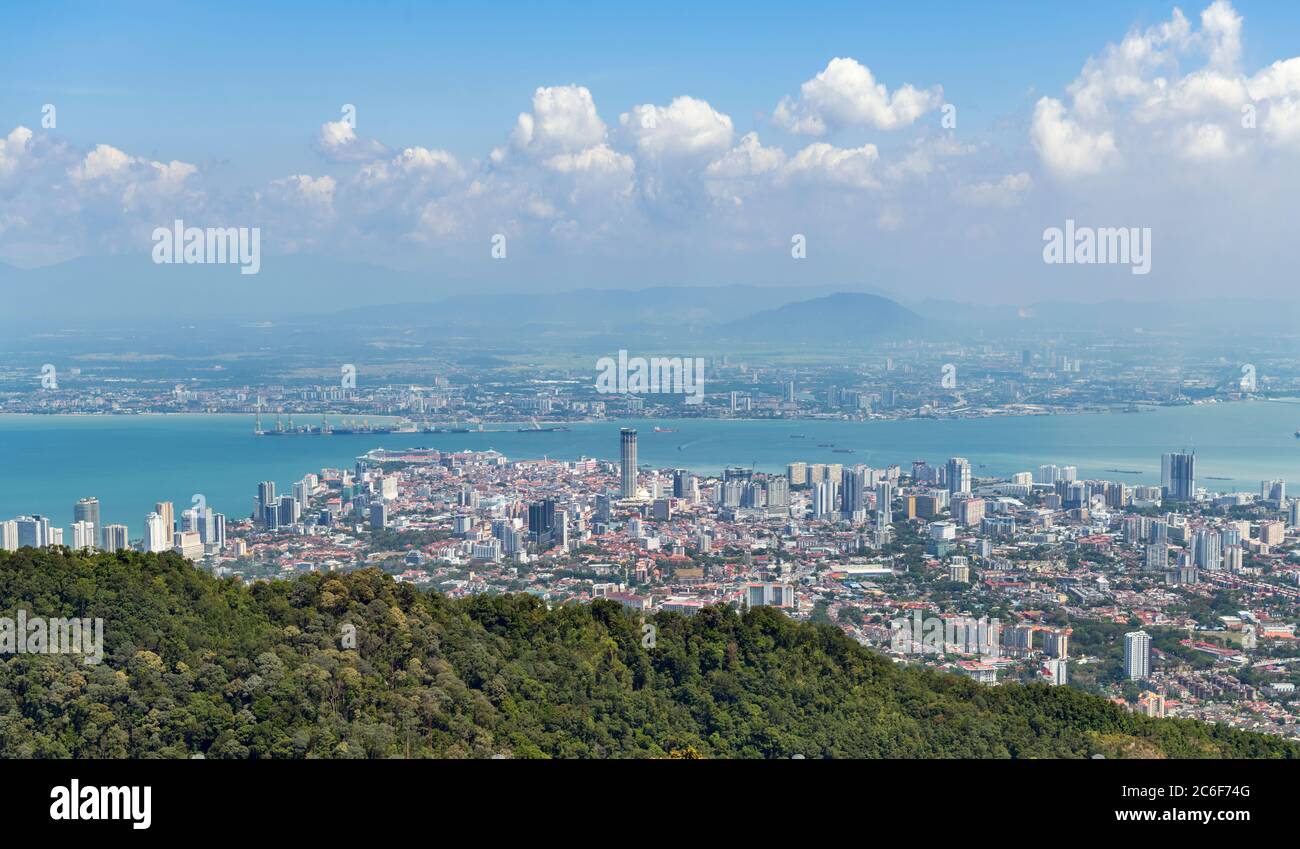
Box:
[4,401,1300,536]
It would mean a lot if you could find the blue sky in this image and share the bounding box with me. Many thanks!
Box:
[4,1,1300,302]
[12,0,1299,171]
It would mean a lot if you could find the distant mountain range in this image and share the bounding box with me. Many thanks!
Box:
[717,292,930,342]
[4,254,1299,339]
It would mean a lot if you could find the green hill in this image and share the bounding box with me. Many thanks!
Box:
[0,547,1295,759]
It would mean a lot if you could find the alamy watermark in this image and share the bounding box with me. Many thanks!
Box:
[1,610,104,665]
[152,219,261,275]
[1043,219,1150,276]
[596,350,705,405]
[890,612,1000,659]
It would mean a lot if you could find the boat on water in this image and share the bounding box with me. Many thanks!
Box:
[653,426,678,433]
[518,417,570,433]
[789,434,807,439]
[817,443,834,447]
[1294,429,1300,438]
[833,448,854,454]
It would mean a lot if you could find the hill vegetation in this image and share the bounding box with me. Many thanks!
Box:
[0,548,1295,759]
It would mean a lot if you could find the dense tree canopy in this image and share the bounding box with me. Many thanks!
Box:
[1,548,1295,759]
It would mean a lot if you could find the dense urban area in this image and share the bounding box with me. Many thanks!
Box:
[7,408,1300,743]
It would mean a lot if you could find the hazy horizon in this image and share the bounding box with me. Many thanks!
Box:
[6,0,1300,307]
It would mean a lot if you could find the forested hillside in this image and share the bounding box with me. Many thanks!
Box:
[0,548,1295,759]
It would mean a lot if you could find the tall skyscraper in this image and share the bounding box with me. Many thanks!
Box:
[292,480,310,510]
[946,457,971,496]
[875,480,894,526]
[812,480,839,518]
[528,499,557,546]
[619,428,638,498]
[1161,452,1195,502]
[841,466,867,515]
[155,501,175,537]
[257,481,277,523]
[1123,630,1151,680]
[278,495,299,527]
[74,497,101,533]
[1193,528,1222,570]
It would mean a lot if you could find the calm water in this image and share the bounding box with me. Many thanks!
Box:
[4,402,1300,535]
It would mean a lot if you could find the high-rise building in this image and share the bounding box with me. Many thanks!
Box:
[257,481,277,523]
[144,512,169,553]
[946,457,971,496]
[100,524,129,553]
[1137,690,1166,718]
[841,466,868,515]
[1161,452,1195,502]
[812,481,839,518]
[953,496,985,526]
[1262,479,1286,506]
[186,508,226,550]
[528,499,557,547]
[72,520,96,549]
[155,501,175,538]
[74,497,101,533]
[619,428,638,498]
[875,480,894,525]
[1193,528,1222,570]
[369,501,388,530]
[766,476,790,509]
[786,462,807,486]
[1042,629,1070,659]
[0,520,17,552]
[278,495,299,527]
[172,530,204,561]
[745,583,795,609]
[1123,630,1151,680]
[16,516,51,548]
[1144,543,1167,572]
[1043,658,1068,686]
